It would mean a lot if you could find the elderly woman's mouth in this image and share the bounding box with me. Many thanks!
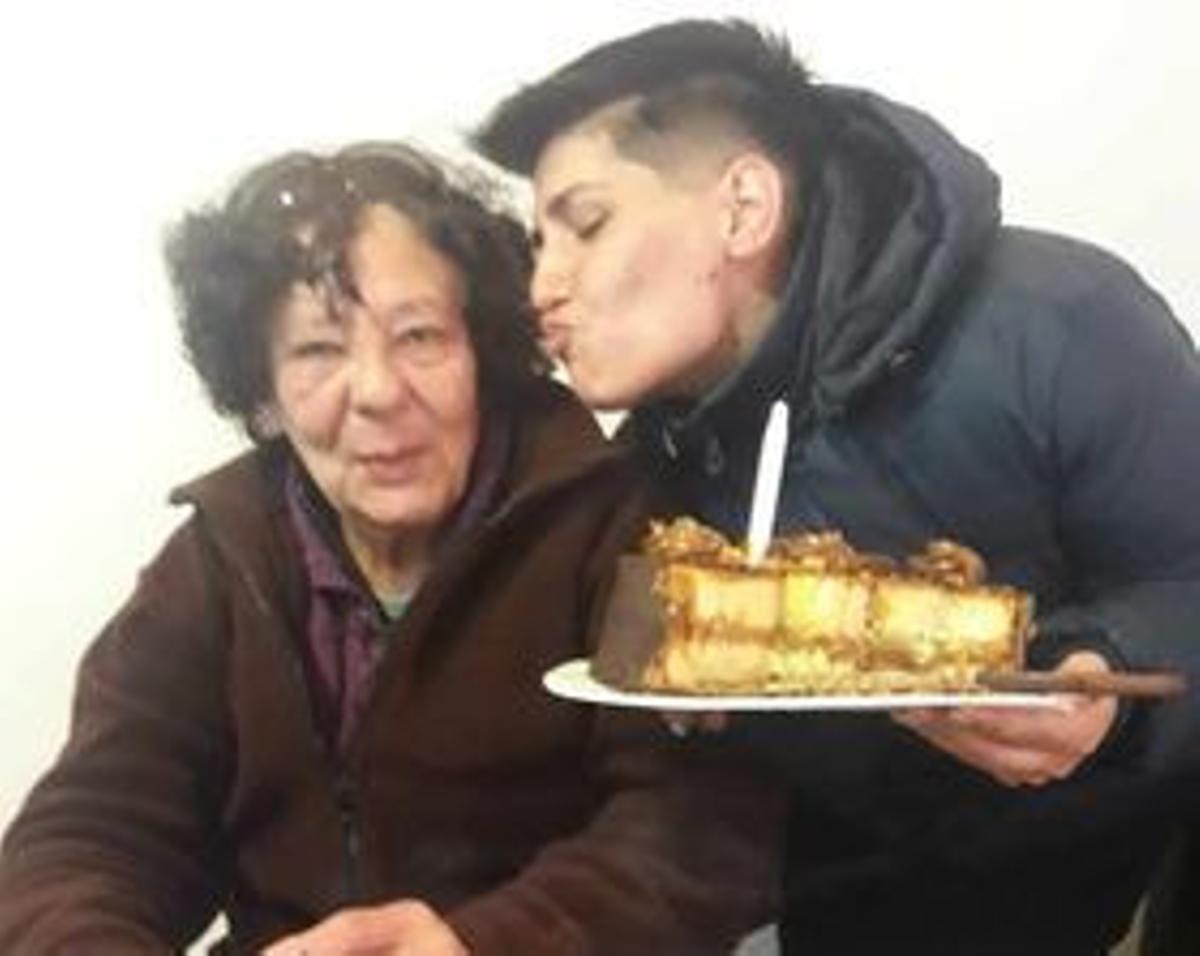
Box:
[355,448,426,481]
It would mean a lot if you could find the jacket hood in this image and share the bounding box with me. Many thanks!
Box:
[626,87,1000,529]
[637,86,1001,450]
[794,86,1001,414]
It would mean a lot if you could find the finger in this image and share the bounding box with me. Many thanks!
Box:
[661,710,730,736]
[942,706,1078,753]
[891,706,939,727]
[261,937,318,956]
[958,696,1115,763]
[1056,649,1111,676]
[696,711,730,733]
[900,713,1051,786]
[989,748,1077,787]
[896,712,1071,786]
[661,711,693,738]
[263,904,418,955]
[262,929,327,956]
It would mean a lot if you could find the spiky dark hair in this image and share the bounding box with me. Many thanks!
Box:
[474,19,824,178]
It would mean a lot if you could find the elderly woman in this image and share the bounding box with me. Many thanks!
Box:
[0,144,780,954]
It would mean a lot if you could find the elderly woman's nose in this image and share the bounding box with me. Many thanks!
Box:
[348,340,411,411]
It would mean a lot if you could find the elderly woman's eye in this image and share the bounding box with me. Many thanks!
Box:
[396,325,452,366]
[292,340,343,360]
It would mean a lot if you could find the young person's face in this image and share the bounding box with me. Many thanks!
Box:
[531,125,742,410]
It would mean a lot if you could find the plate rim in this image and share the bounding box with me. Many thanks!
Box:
[543,658,1062,711]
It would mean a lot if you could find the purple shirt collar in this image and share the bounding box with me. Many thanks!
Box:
[283,406,514,752]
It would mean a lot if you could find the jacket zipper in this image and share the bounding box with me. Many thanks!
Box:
[334,771,363,899]
[229,558,368,905]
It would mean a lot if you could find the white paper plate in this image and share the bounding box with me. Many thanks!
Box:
[543,659,1062,711]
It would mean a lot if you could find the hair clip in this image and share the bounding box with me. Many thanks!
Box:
[278,189,296,208]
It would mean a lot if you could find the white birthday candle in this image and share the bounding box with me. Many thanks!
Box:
[746,400,790,563]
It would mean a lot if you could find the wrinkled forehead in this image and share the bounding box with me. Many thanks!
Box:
[276,204,465,325]
[348,204,466,302]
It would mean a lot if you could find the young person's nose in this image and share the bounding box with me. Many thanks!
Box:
[530,244,571,318]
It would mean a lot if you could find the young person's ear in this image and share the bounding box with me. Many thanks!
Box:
[719,152,787,260]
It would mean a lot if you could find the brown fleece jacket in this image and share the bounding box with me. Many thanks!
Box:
[0,385,782,954]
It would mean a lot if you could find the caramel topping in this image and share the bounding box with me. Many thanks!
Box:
[907,539,987,587]
[643,517,745,567]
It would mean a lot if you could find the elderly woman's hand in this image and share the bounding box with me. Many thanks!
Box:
[891,650,1119,787]
[262,900,469,956]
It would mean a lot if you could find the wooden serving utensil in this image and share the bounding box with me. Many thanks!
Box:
[978,669,1187,699]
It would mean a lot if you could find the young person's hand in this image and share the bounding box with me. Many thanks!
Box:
[892,650,1119,787]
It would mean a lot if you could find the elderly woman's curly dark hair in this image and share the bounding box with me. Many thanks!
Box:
[164,142,550,439]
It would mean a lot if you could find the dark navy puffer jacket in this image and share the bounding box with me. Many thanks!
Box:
[630,87,1200,955]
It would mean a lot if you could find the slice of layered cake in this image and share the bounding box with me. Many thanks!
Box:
[592,518,1032,695]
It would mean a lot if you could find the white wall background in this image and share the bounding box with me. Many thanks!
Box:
[0,0,1196,860]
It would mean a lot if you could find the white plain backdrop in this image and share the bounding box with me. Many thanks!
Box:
[0,0,1196,843]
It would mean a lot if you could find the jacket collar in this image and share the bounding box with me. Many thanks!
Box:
[168,380,626,589]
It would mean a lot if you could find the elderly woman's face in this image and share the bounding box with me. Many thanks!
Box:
[269,203,479,543]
